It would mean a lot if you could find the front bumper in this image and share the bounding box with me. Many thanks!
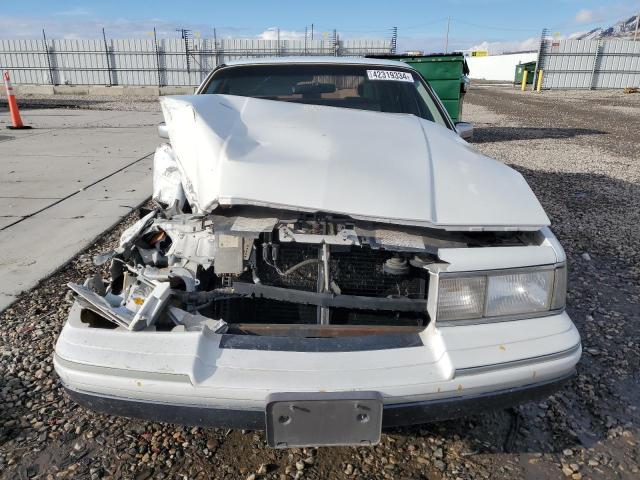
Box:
[55,302,581,428]
[62,372,574,430]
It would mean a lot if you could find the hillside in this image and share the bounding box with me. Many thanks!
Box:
[570,14,639,40]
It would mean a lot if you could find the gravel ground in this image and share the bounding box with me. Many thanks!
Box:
[0,94,161,112]
[1,86,639,479]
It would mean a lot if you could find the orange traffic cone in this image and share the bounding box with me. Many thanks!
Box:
[3,71,31,130]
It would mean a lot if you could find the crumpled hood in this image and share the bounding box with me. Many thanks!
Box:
[160,94,549,231]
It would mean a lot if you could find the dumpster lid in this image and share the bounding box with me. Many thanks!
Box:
[367,53,469,75]
[367,52,465,58]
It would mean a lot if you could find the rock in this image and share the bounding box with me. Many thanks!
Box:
[206,438,218,450]
[344,464,354,475]
[562,449,573,457]
[134,469,153,480]
[562,466,574,477]
[581,253,591,261]
[295,461,305,471]
[245,474,256,480]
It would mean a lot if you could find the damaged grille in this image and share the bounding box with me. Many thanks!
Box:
[330,248,426,298]
[258,243,427,298]
[213,298,317,325]
[212,241,430,327]
[258,243,318,291]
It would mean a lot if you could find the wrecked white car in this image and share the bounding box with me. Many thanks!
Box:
[54,57,581,448]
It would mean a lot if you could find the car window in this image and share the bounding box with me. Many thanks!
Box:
[202,64,448,127]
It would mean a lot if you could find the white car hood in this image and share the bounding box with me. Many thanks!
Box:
[160,94,550,231]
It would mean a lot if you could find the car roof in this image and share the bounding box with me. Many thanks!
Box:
[221,56,415,69]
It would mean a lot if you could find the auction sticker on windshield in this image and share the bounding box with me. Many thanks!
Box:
[367,70,414,82]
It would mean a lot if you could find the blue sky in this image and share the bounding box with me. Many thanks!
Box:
[1,1,638,53]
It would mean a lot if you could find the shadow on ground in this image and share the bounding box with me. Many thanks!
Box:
[0,97,154,111]
[473,126,606,143]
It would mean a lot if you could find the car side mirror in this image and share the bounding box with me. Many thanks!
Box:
[455,122,473,140]
[158,123,169,140]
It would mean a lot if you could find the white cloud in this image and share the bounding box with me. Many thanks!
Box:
[467,37,539,55]
[0,14,217,39]
[0,15,312,41]
[575,9,595,24]
[258,27,306,41]
[396,32,540,57]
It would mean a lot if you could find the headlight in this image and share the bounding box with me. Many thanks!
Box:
[437,265,566,323]
[437,276,486,321]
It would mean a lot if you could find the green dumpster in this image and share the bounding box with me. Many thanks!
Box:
[514,61,536,85]
[367,53,469,122]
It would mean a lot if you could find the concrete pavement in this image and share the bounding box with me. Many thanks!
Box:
[0,107,162,310]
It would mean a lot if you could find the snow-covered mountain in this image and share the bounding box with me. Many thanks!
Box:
[570,14,639,40]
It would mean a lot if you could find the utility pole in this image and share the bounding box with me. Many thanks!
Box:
[311,23,314,41]
[444,17,450,53]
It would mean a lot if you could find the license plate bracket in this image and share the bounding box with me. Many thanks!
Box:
[265,391,383,448]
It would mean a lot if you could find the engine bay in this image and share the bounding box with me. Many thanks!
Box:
[70,205,534,336]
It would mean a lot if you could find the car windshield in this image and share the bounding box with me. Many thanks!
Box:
[202,64,449,127]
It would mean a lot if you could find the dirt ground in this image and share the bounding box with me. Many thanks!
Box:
[1,85,639,479]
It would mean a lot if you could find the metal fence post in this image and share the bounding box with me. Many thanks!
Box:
[102,28,113,86]
[589,39,603,90]
[42,29,54,85]
[153,28,162,87]
[277,28,281,56]
[184,30,191,73]
[213,28,219,67]
[532,28,548,89]
[390,27,398,54]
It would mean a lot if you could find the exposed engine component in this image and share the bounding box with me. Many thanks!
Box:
[214,234,245,275]
[68,206,531,334]
[382,255,410,276]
